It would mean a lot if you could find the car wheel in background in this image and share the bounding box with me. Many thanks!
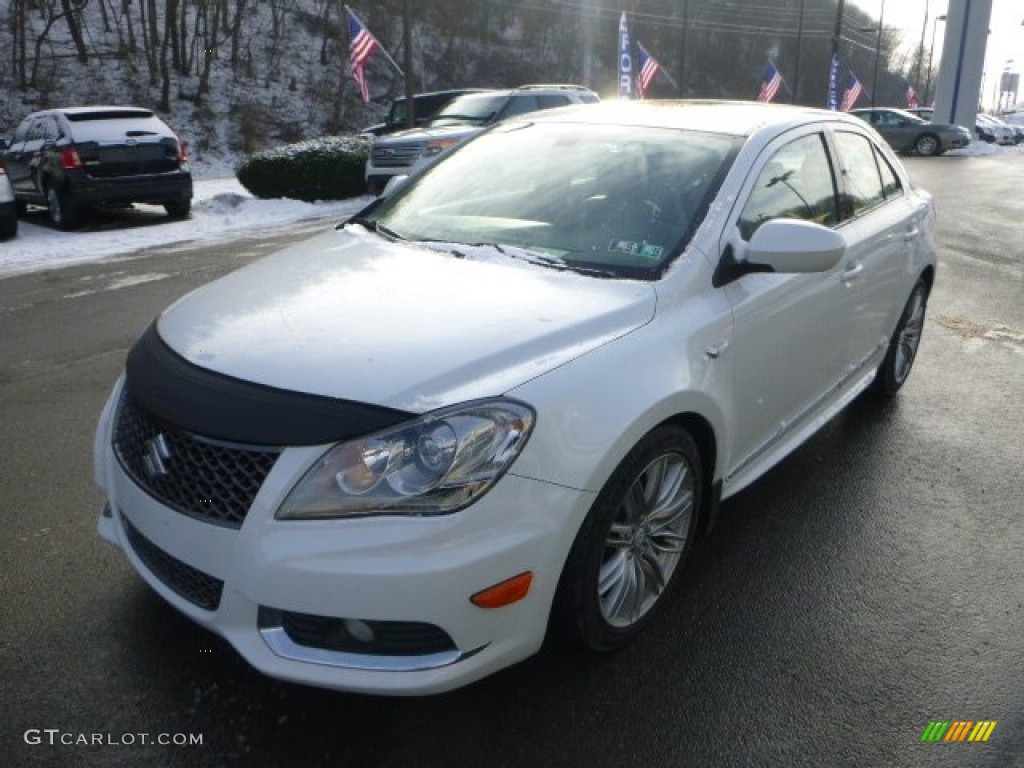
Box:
[46,182,80,230]
[0,212,16,240]
[914,134,941,157]
[551,424,701,652]
[164,193,192,219]
[872,279,928,398]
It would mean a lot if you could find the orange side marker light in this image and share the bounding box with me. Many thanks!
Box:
[470,572,533,609]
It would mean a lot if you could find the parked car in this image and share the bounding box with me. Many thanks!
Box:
[850,107,970,155]
[359,89,493,137]
[96,101,936,695]
[0,161,17,239]
[975,113,1017,145]
[364,84,600,194]
[1,106,192,230]
[906,107,997,144]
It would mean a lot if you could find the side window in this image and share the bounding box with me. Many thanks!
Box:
[12,120,32,143]
[535,94,570,110]
[874,145,903,199]
[500,95,539,119]
[737,133,839,240]
[833,131,886,218]
[42,117,61,141]
[26,120,45,141]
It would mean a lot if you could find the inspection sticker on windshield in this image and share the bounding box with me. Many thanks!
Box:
[608,240,664,260]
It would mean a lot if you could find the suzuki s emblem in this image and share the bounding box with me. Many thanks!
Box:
[143,434,173,479]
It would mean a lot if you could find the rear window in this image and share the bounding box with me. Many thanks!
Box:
[63,112,175,142]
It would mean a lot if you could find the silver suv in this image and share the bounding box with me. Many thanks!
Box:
[365,85,599,194]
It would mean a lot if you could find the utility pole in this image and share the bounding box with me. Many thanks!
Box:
[402,0,414,128]
[678,0,690,96]
[915,0,929,93]
[870,0,886,107]
[793,0,805,104]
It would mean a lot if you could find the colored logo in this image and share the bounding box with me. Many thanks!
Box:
[921,721,997,742]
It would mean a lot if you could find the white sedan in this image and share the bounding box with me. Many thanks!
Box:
[95,101,936,695]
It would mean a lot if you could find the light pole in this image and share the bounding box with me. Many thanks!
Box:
[923,14,947,106]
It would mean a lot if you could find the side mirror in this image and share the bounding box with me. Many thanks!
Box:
[746,219,846,273]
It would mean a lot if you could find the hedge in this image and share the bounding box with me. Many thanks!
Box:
[236,135,370,201]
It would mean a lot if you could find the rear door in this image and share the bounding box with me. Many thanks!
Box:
[6,119,42,197]
[829,129,921,369]
[66,110,180,179]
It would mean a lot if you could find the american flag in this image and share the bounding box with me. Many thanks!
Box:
[906,82,920,109]
[757,63,783,103]
[637,44,661,99]
[840,73,863,112]
[346,6,378,103]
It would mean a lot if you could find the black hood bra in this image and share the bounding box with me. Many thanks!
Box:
[124,323,413,446]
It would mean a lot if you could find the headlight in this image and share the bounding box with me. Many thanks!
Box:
[422,138,460,157]
[277,399,534,519]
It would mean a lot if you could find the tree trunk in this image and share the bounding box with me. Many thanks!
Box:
[60,0,89,63]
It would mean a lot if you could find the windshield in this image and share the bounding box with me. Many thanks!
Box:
[362,121,738,279]
[429,94,509,126]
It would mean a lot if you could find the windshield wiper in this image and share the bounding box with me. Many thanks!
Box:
[466,242,617,278]
[345,216,405,241]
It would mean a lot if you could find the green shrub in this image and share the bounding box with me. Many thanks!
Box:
[236,136,370,201]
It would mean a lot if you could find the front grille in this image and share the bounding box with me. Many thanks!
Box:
[370,142,422,168]
[262,608,457,656]
[122,515,224,611]
[113,394,280,528]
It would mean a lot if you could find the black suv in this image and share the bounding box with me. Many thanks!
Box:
[1,106,193,229]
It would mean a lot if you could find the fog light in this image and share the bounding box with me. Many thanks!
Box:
[470,572,533,609]
[343,618,375,643]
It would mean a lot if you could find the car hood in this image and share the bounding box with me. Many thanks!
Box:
[377,124,481,144]
[156,227,656,412]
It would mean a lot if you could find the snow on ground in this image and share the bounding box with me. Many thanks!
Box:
[0,175,372,278]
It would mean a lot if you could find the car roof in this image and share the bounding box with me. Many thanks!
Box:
[523,99,868,138]
[27,106,156,120]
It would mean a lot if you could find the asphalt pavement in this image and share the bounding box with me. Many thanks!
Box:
[1,157,1022,767]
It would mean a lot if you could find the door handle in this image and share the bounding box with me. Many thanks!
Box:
[841,263,864,284]
[904,228,920,242]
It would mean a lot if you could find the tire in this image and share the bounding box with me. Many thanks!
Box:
[914,133,940,157]
[0,214,16,240]
[46,182,79,230]
[164,193,192,219]
[551,424,702,652]
[872,279,928,398]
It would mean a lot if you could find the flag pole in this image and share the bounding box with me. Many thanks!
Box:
[344,4,405,78]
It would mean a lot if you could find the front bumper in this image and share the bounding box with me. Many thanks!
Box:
[95,382,590,695]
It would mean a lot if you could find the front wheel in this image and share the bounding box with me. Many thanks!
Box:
[551,424,702,652]
[873,280,928,397]
[914,133,940,157]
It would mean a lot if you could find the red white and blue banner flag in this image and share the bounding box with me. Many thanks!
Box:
[618,12,633,99]
[827,54,841,110]
[906,81,920,109]
[637,43,661,99]
[757,62,783,103]
[346,5,379,103]
[840,72,864,111]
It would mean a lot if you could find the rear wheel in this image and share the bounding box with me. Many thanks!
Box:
[551,424,701,652]
[0,212,17,240]
[914,133,940,157]
[46,182,80,230]
[164,193,192,219]
[873,280,928,397]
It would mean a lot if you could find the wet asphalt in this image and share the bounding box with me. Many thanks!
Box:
[1,156,1022,767]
